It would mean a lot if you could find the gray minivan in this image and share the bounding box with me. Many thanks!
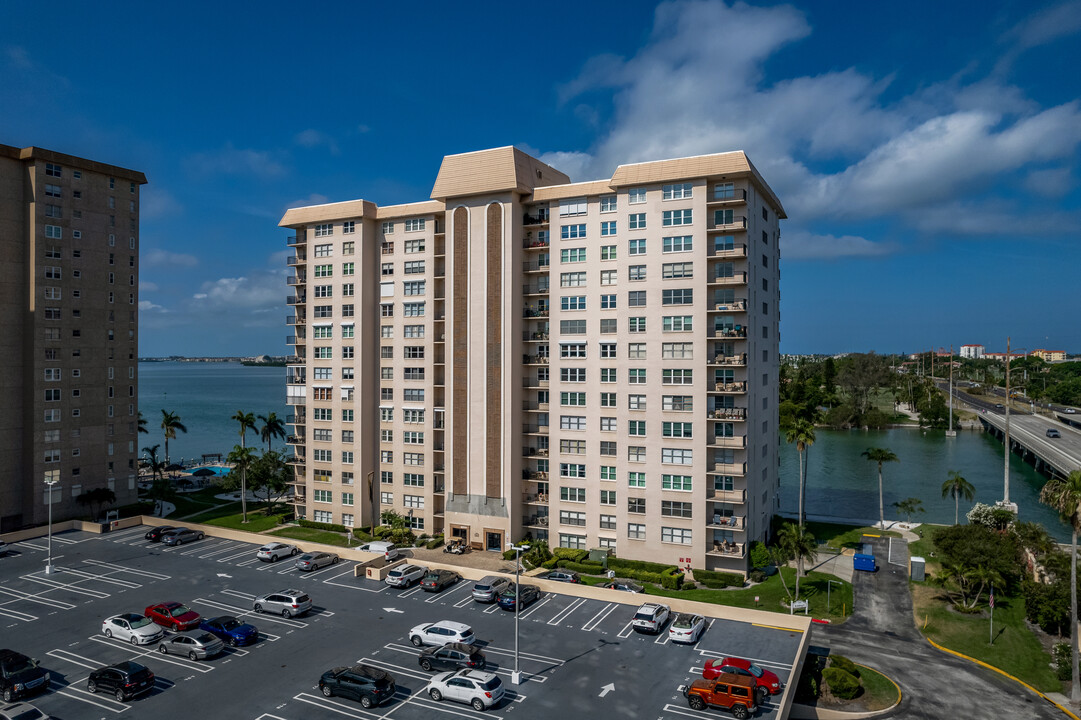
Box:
[471,576,511,603]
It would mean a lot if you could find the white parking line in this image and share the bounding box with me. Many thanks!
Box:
[179,540,231,556]
[581,602,616,631]
[0,606,37,622]
[478,644,566,666]
[51,536,80,544]
[51,679,130,713]
[195,597,307,628]
[424,581,470,604]
[546,597,587,625]
[221,589,255,601]
[483,603,502,615]
[236,558,262,566]
[409,692,510,718]
[400,584,427,598]
[654,631,671,645]
[518,596,551,620]
[47,648,105,670]
[359,655,431,682]
[58,566,142,589]
[662,703,713,719]
[86,635,214,673]
[0,585,77,609]
[218,549,254,562]
[22,573,110,599]
[83,559,171,580]
[107,528,147,542]
[13,541,46,551]
[297,561,353,579]
[616,619,634,638]
[199,544,245,559]
[292,692,381,719]
[453,594,474,608]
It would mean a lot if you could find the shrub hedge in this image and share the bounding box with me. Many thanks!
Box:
[426,535,444,550]
[692,569,745,588]
[822,667,860,700]
[298,519,348,533]
[829,655,860,678]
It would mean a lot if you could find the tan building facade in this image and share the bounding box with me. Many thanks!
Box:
[279,146,783,572]
[0,144,146,532]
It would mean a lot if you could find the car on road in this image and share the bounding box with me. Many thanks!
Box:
[0,701,48,720]
[256,542,299,562]
[668,613,706,643]
[497,583,540,611]
[318,665,396,708]
[1047,428,1062,438]
[101,614,165,646]
[409,621,476,647]
[199,616,259,647]
[426,669,504,712]
[157,632,224,661]
[385,564,427,588]
[421,569,461,592]
[358,541,398,560]
[160,527,204,546]
[144,602,201,632]
[704,657,782,702]
[418,642,486,672]
[994,403,1004,409]
[602,580,644,593]
[87,661,155,702]
[539,570,581,583]
[632,603,670,634]
[1068,408,1077,414]
[143,525,175,542]
[471,576,511,603]
[253,589,312,618]
[295,552,339,571]
[0,650,49,703]
[684,673,757,718]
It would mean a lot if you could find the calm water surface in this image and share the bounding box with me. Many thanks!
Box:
[779,427,1071,541]
[138,362,287,462]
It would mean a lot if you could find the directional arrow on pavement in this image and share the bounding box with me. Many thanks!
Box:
[383,607,404,614]
[598,683,615,698]
[216,573,232,578]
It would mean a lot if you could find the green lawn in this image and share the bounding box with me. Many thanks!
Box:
[583,567,852,622]
[269,526,353,547]
[182,501,273,525]
[202,509,290,533]
[801,521,901,551]
[167,495,219,519]
[854,663,901,711]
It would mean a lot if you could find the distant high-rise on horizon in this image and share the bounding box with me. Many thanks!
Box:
[0,144,146,532]
[279,146,784,573]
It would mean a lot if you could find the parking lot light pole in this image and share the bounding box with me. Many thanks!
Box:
[45,478,59,574]
[509,542,530,685]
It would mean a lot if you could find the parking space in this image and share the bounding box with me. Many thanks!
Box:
[1,525,806,719]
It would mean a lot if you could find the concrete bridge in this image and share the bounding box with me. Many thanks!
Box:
[978,408,1081,480]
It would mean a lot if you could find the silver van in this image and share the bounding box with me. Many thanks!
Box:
[471,575,511,603]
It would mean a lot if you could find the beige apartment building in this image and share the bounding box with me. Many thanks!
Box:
[0,144,145,532]
[279,146,783,573]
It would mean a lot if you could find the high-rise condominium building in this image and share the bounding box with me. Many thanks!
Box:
[279,147,783,573]
[0,144,146,532]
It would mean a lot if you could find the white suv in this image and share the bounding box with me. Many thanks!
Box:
[632,603,671,634]
[385,564,427,588]
[409,621,476,647]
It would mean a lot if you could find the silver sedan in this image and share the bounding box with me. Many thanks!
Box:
[101,613,165,646]
[157,631,225,661]
[295,552,339,571]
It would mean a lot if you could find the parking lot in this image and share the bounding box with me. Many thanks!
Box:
[1,525,807,719]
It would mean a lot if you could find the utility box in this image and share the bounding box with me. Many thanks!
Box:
[910,556,926,582]
[853,553,877,572]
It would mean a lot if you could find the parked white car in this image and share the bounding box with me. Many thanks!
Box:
[668,612,706,643]
[256,542,300,562]
[409,620,475,647]
[631,603,671,634]
[359,541,398,560]
[385,564,427,588]
[426,669,505,711]
[101,613,166,645]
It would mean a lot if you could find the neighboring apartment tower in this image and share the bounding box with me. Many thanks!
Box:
[279,147,783,573]
[960,344,984,360]
[0,144,146,532]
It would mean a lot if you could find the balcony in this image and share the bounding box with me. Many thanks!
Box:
[707,514,745,530]
[523,354,549,365]
[712,462,747,476]
[287,254,306,266]
[710,353,747,367]
[522,515,550,528]
[522,447,549,458]
[286,335,306,346]
[286,395,306,406]
[286,372,306,385]
[287,275,306,286]
[286,235,300,246]
[707,542,746,559]
[710,327,748,340]
[523,306,549,318]
[522,376,549,388]
[709,272,747,287]
[708,215,747,231]
[523,237,550,250]
[522,331,550,342]
[708,488,747,504]
[522,401,549,411]
[710,243,747,259]
[523,260,550,273]
[712,381,747,393]
[708,407,747,420]
[433,464,445,473]
[523,285,549,296]
[522,469,549,480]
[286,434,305,445]
[522,492,549,505]
[707,188,748,205]
[523,211,550,226]
[287,295,306,305]
[709,435,746,449]
[710,299,746,312]
[286,315,305,326]
[522,424,549,435]
[286,414,305,425]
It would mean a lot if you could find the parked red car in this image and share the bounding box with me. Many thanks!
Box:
[144,602,201,631]
[703,657,782,702]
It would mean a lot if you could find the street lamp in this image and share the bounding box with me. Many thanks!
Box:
[508,541,530,685]
[44,478,59,575]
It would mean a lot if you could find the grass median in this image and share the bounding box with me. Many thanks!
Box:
[268,526,353,547]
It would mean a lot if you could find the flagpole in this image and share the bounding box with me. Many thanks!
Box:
[989,584,994,645]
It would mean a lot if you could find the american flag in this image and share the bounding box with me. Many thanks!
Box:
[989,588,995,609]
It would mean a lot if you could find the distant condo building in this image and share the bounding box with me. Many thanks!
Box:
[960,344,984,359]
[279,146,783,573]
[0,144,146,532]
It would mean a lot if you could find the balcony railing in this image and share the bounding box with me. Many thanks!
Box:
[286,335,306,346]
[712,462,747,476]
[708,541,745,558]
[286,235,299,246]
[708,514,745,530]
[708,188,748,203]
[522,447,549,458]
[711,300,746,312]
[523,285,550,296]
[523,307,549,318]
[523,492,549,504]
[286,315,305,325]
[522,331,550,341]
[523,237,550,250]
[713,381,747,392]
[286,295,306,305]
[286,414,305,425]
[287,254,306,266]
[709,407,747,420]
[523,515,550,527]
[709,435,746,449]
[286,373,306,385]
[287,275,305,286]
[523,260,550,273]
[708,488,747,503]
[709,216,747,231]
[523,211,550,225]
[286,434,305,444]
[522,401,549,411]
[711,327,748,339]
[286,395,306,406]
[523,355,549,365]
[710,272,747,286]
[711,243,747,258]
[522,376,549,388]
[711,354,747,366]
[522,424,549,434]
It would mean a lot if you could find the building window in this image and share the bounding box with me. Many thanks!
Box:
[403,302,425,316]
[600,270,617,286]
[600,221,616,236]
[45,225,62,239]
[560,247,586,263]
[560,224,586,240]
[405,239,425,253]
[312,510,333,523]
[45,163,62,177]
[628,212,646,230]
[600,368,616,383]
[560,343,586,359]
[600,244,616,260]
[663,315,693,332]
[663,395,694,411]
[560,487,586,502]
[628,420,646,436]
[559,533,587,549]
[314,224,333,237]
[714,183,735,199]
[560,392,586,407]
[629,238,645,255]
[628,446,646,462]
[382,221,394,234]
[561,296,586,312]
[628,498,646,514]
[661,448,693,465]
[628,317,646,333]
[404,261,424,275]
[628,265,646,281]
[314,264,333,278]
[662,183,693,200]
[662,527,693,544]
[313,489,332,503]
[628,188,646,204]
[662,422,693,438]
[600,318,617,334]
[662,262,693,279]
[560,319,586,335]
[343,221,355,234]
[560,272,586,287]
[600,440,617,455]
[662,474,693,491]
[560,368,586,383]
[662,209,693,226]
[662,235,693,253]
[403,281,425,296]
[404,218,425,232]
[560,510,586,526]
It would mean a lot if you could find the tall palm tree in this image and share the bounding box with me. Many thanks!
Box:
[137,411,149,435]
[226,445,257,523]
[258,412,286,452]
[862,447,899,529]
[160,410,187,464]
[142,444,166,483]
[777,522,817,601]
[231,411,257,522]
[941,470,976,525]
[1040,469,1081,704]
[784,419,816,529]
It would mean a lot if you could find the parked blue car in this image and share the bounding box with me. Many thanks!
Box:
[496,583,540,611]
[199,615,259,647]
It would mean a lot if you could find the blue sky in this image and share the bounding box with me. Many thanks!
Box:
[3,1,1079,357]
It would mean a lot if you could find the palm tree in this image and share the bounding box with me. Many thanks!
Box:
[862,447,899,529]
[258,412,286,452]
[1040,469,1081,704]
[777,522,818,601]
[941,470,976,525]
[231,411,257,522]
[784,419,816,529]
[892,497,924,524]
[142,444,166,483]
[160,410,187,464]
[226,445,257,522]
[137,411,149,435]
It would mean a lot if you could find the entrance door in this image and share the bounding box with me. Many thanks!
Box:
[486,531,503,552]
[451,525,468,540]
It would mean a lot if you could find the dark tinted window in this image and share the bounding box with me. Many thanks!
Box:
[481,677,501,691]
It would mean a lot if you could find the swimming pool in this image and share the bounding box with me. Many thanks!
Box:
[189,465,230,476]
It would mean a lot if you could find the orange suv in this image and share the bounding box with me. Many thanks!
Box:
[684,672,758,718]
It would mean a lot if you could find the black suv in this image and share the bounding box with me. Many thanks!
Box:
[418,643,486,672]
[319,665,396,708]
[144,526,175,542]
[0,650,49,703]
[87,661,155,702]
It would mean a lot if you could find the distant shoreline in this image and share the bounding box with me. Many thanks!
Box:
[139,357,289,365]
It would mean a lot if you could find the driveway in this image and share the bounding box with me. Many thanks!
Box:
[815,535,1062,719]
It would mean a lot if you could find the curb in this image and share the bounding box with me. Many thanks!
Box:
[925,637,1079,720]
